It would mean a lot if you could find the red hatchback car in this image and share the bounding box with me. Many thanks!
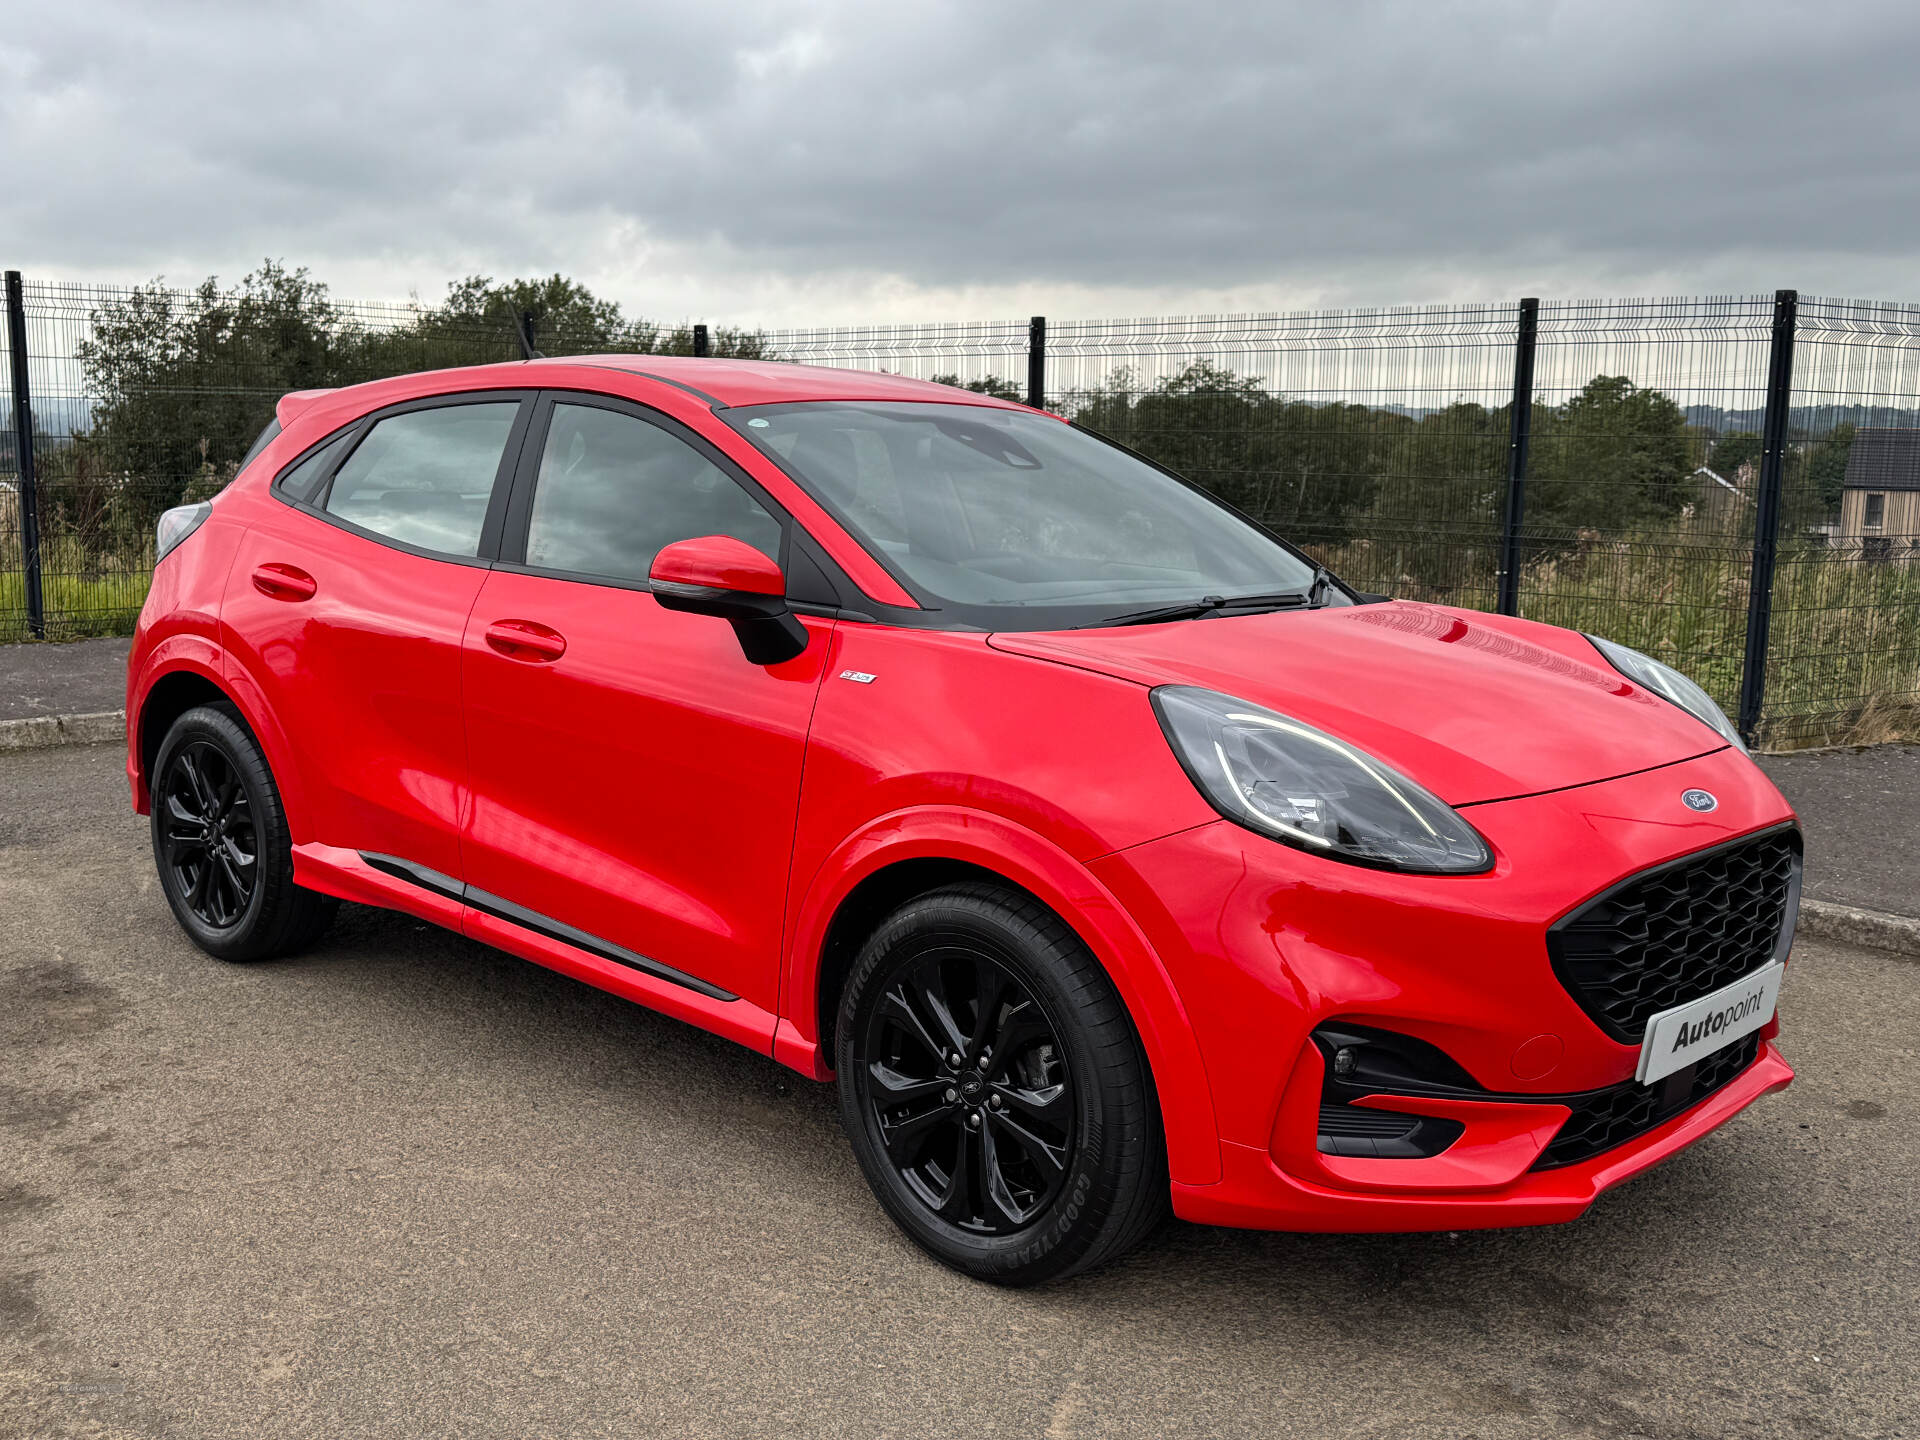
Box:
[127,356,1799,1284]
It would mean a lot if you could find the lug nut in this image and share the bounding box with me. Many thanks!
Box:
[944,1088,958,1103]
[967,1112,981,1128]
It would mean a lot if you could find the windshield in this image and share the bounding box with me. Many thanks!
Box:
[722,401,1325,629]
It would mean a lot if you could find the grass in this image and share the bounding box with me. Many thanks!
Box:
[0,530,156,643]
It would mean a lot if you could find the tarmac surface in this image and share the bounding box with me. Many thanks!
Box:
[0,637,130,723]
[2,741,1916,1438]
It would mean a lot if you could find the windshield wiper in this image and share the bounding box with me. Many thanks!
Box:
[1089,590,1314,628]
[1305,564,1339,608]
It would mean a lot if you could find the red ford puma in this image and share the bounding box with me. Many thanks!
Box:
[127,356,1799,1285]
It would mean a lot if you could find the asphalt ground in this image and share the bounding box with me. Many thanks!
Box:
[2,741,1917,1439]
[1755,745,1920,920]
[0,638,130,723]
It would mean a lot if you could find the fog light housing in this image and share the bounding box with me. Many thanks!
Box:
[1311,1023,1479,1159]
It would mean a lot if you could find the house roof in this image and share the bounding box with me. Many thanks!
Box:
[1844,427,1920,492]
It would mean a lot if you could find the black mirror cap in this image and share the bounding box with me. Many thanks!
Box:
[733,612,810,665]
[652,582,809,665]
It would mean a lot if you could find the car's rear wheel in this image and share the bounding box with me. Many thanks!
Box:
[151,703,337,962]
[836,882,1167,1286]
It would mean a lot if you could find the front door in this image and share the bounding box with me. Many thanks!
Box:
[459,394,831,1012]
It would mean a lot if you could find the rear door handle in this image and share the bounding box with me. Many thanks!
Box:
[251,563,317,601]
[485,619,568,662]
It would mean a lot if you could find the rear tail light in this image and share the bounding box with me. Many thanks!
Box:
[155,502,212,565]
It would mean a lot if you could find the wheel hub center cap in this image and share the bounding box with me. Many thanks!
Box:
[959,1072,985,1099]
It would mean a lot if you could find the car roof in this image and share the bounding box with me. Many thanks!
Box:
[543,354,1028,410]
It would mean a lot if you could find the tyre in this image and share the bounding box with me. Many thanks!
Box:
[150,703,337,962]
[836,882,1167,1286]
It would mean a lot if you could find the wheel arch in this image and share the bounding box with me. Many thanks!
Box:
[131,647,308,837]
[780,807,1223,1185]
[135,668,232,803]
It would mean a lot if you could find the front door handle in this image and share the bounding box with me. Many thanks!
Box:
[251,562,317,601]
[485,619,568,662]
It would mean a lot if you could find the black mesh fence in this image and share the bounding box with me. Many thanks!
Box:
[0,277,530,641]
[1769,298,1920,743]
[3,273,1917,747]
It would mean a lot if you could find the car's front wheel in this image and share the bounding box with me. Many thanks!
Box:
[836,883,1167,1285]
[151,703,337,962]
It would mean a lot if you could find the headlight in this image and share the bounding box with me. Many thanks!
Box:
[1150,686,1493,875]
[154,502,212,565]
[1586,635,1746,754]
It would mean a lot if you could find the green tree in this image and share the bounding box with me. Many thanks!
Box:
[930,373,1024,402]
[1526,375,1692,536]
[75,260,348,517]
[1070,362,1391,544]
[348,274,771,371]
[1804,422,1855,516]
[1706,431,1762,482]
[72,264,773,534]
[1360,399,1512,592]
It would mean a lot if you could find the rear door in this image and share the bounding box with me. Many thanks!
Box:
[222,392,532,881]
[459,392,833,1012]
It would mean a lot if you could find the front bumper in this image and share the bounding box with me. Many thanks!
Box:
[1088,744,1798,1231]
[1177,1041,1792,1232]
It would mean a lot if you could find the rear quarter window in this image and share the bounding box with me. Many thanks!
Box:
[320,403,519,557]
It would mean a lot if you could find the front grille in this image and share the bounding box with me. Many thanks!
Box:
[1547,828,1800,1043]
[1531,1033,1760,1170]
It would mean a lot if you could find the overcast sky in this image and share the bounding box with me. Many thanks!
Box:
[4,0,1918,325]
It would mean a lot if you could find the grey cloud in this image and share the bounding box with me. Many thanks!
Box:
[4,0,1919,313]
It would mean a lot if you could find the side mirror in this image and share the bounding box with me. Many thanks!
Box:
[649,535,810,666]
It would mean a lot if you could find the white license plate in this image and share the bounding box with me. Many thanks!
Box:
[1636,962,1784,1084]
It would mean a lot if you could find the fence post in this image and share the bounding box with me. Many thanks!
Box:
[1027,316,1046,410]
[1737,289,1798,745]
[1496,297,1540,617]
[692,323,710,358]
[4,270,46,640]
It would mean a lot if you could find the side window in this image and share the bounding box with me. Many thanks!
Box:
[274,430,355,504]
[524,403,782,584]
[322,403,519,556]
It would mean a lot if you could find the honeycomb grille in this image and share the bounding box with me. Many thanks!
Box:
[1531,1033,1760,1170]
[1547,829,1799,1043]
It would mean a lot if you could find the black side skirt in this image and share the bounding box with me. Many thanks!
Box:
[359,852,737,1003]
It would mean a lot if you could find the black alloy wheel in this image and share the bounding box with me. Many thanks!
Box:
[150,703,337,962]
[159,740,259,929]
[837,883,1167,1286]
[857,950,1075,1235]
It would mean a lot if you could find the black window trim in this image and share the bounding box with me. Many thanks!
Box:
[269,390,537,569]
[238,418,283,476]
